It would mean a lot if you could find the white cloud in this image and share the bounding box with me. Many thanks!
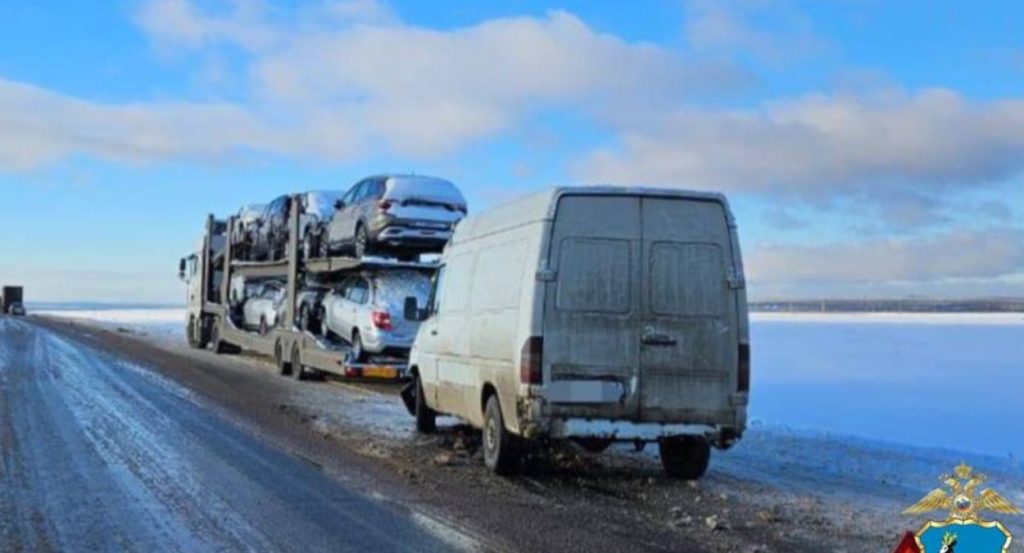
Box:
[0,79,365,170]
[747,227,1024,287]
[684,0,823,64]
[578,89,1024,202]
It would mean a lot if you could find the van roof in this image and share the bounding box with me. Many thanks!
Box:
[451,186,734,244]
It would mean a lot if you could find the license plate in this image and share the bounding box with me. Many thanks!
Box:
[362,366,399,379]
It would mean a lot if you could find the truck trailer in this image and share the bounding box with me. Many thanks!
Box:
[2,286,23,314]
[180,198,430,380]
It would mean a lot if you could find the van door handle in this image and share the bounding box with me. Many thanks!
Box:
[430,329,438,336]
[642,332,677,346]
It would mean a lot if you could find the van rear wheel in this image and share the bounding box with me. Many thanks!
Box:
[659,437,710,480]
[414,375,436,433]
[483,395,519,475]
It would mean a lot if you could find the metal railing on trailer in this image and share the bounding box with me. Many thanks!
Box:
[200,196,437,381]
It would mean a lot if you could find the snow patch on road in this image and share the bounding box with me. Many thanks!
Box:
[33,308,185,345]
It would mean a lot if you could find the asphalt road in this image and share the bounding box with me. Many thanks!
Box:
[0,316,460,553]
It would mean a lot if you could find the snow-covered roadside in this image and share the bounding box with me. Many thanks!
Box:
[34,308,1024,533]
[34,308,186,346]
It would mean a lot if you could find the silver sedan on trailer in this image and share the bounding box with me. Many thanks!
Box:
[321,270,432,361]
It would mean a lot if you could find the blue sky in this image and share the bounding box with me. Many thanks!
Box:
[1,0,1022,303]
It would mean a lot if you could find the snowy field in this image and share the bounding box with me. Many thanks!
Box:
[33,307,186,345]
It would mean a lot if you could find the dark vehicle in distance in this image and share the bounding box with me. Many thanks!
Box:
[321,175,466,260]
[2,286,24,314]
[9,302,25,316]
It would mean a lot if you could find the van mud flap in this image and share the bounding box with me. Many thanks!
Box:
[399,381,417,416]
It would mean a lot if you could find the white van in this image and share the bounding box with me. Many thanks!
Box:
[403,187,750,479]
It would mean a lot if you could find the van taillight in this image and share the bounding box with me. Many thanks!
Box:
[738,343,750,392]
[520,336,543,385]
[371,310,393,330]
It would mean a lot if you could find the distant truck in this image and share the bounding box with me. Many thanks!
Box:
[2,286,23,314]
[402,187,750,479]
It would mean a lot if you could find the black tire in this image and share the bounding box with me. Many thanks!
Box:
[275,340,291,376]
[210,321,226,354]
[350,331,366,363]
[298,304,310,332]
[659,437,711,480]
[414,375,436,433]
[259,316,268,336]
[187,317,200,349]
[483,395,520,475]
[354,224,370,259]
[291,345,307,381]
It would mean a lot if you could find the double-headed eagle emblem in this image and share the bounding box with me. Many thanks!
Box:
[904,463,1021,521]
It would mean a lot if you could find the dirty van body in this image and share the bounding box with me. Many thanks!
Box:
[406,187,750,479]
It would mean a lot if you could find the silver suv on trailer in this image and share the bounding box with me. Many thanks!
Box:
[321,175,467,260]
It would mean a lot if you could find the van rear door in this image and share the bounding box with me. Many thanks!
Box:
[638,198,738,425]
[543,195,642,420]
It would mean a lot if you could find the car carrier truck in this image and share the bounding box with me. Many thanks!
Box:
[179,198,433,380]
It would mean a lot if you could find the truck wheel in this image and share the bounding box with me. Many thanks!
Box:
[414,375,436,433]
[187,317,200,349]
[659,437,711,480]
[275,340,291,376]
[210,321,227,354]
[354,224,370,258]
[291,345,307,381]
[483,395,520,475]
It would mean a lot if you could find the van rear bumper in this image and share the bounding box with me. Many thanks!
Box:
[547,418,738,446]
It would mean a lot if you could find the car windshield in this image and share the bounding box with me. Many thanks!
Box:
[372,271,432,311]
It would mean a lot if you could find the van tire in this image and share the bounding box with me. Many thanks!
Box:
[414,375,436,433]
[659,437,710,480]
[483,395,519,475]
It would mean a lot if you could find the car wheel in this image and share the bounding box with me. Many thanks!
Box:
[659,436,711,480]
[483,394,520,475]
[291,345,306,381]
[299,304,310,332]
[354,224,370,259]
[350,330,366,363]
[414,374,437,433]
[259,316,268,335]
